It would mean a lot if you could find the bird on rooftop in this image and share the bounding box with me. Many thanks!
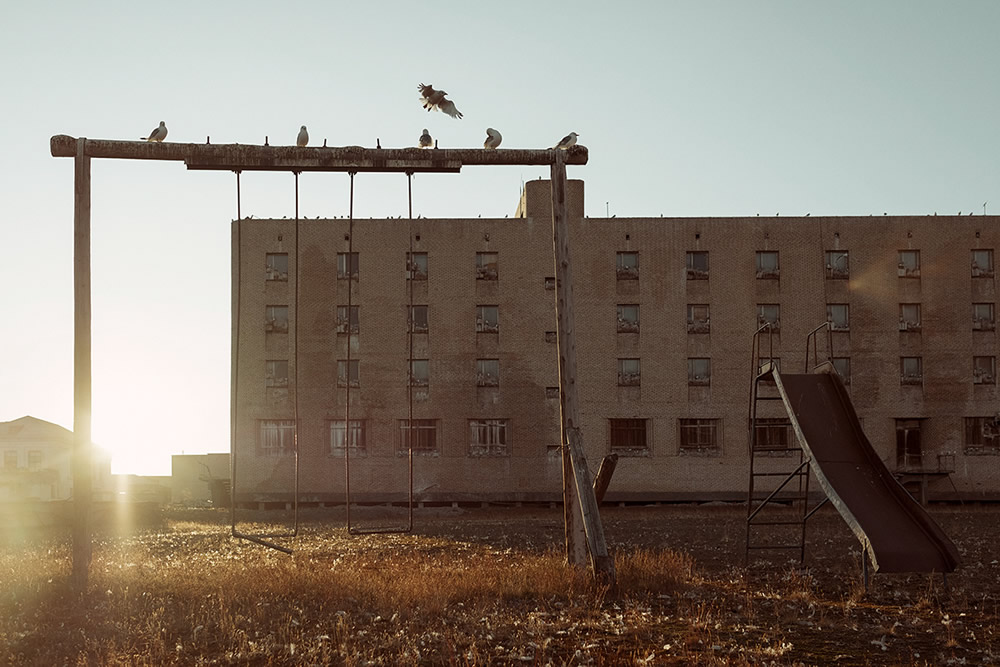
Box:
[297,126,309,147]
[141,121,168,142]
[419,129,433,148]
[484,128,502,149]
[418,83,463,119]
[554,132,578,149]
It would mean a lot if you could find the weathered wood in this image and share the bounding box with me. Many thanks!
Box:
[72,138,92,590]
[593,454,619,504]
[49,135,588,172]
[568,429,616,582]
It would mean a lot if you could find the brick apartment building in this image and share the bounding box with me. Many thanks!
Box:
[231,179,1000,504]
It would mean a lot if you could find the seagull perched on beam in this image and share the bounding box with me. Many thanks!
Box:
[554,132,578,150]
[484,127,502,149]
[419,129,433,148]
[141,121,168,142]
[296,126,309,147]
[418,83,463,119]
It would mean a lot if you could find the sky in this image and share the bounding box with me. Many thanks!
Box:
[1,1,998,475]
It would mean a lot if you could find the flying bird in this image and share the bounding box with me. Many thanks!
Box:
[296,126,309,147]
[419,129,433,148]
[554,132,578,150]
[417,82,463,119]
[484,128,502,149]
[141,121,168,142]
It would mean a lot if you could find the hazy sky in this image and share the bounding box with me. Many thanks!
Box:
[1,1,997,475]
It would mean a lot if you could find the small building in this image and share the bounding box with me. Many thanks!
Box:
[171,453,230,505]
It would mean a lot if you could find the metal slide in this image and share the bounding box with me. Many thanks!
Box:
[770,365,960,574]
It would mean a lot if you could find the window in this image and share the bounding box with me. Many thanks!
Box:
[266,253,288,281]
[827,303,850,331]
[476,359,500,387]
[406,252,428,280]
[616,251,639,280]
[679,418,720,455]
[964,417,1000,455]
[2,451,15,470]
[409,359,429,387]
[895,419,922,469]
[688,358,711,386]
[686,251,709,280]
[469,419,508,457]
[545,386,560,399]
[756,251,779,279]
[753,418,791,452]
[973,303,995,331]
[544,276,558,290]
[972,249,994,278]
[27,450,42,471]
[825,251,849,279]
[398,419,438,454]
[617,304,640,333]
[265,305,289,333]
[832,357,851,385]
[974,356,996,385]
[609,418,648,454]
[265,360,288,387]
[336,305,359,334]
[337,252,359,280]
[476,305,499,333]
[898,250,920,278]
[687,304,710,334]
[899,303,921,332]
[408,305,428,333]
[618,358,640,386]
[900,357,923,385]
[544,331,557,343]
[259,420,295,456]
[476,252,498,280]
[329,420,366,457]
[757,304,780,332]
[337,359,360,387]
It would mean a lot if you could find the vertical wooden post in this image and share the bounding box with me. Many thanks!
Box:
[72,138,92,590]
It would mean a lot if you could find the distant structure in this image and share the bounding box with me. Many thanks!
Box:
[171,453,230,506]
[231,180,1000,504]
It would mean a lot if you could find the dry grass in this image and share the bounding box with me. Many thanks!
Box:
[1,504,999,665]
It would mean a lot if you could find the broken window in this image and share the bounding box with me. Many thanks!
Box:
[265,360,289,388]
[409,359,429,387]
[688,358,711,386]
[337,359,360,388]
[259,420,295,456]
[544,276,558,290]
[687,304,710,334]
[964,417,1000,455]
[337,252,359,280]
[972,249,995,278]
[265,305,289,334]
[757,304,780,332]
[618,358,640,386]
[398,419,438,454]
[609,418,648,454]
[336,305,359,334]
[468,419,509,457]
[266,253,288,281]
[832,357,851,385]
[476,359,500,387]
[825,250,849,279]
[899,303,921,332]
[898,250,920,278]
[900,357,923,385]
[408,305,428,333]
[974,356,996,385]
[686,251,709,280]
[678,418,720,456]
[476,252,498,280]
[616,304,640,333]
[753,417,792,452]
[755,251,779,279]
[476,305,499,333]
[827,303,850,331]
[973,303,995,331]
[616,251,639,280]
[406,252,428,280]
[329,420,366,457]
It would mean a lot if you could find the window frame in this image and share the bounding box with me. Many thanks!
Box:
[337,252,359,280]
[825,250,849,280]
[336,305,359,335]
[757,303,781,332]
[408,305,428,333]
[687,304,710,334]
[686,251,709,280]
[406,252,428,280]
[265,359,289,388]
[899,303,921,332]
[616,251,639,280]
[259,419,295,456]
[974,356,996,385]
[475,252,498,280]
[329,419,367,457]
[965,416,1000,455]
[755,251,780,279]
[900,356,923,385]
[409,359,429,387]
[973,303,996,331]
[468,418,509,457]
[265,305,289,333]
[265,253,289,281]
[609,418,649,455]
[678,418,720,456]
[827,303,850,331]
[617,358,641,386]
[972,249,994,278]
[476,305,499,333]
[616,304,640,333]
[398,419,439,455]
[687,358,711,386]
[337,359,360,388]
[898,250,920,278]
[476,358,500,387]
[831,357,851,385]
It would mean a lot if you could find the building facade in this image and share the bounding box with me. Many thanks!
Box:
[231,180,1000,503]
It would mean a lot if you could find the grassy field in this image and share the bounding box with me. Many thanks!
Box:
[1,504,998,665]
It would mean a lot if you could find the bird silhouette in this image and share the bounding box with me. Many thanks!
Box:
[419,129,433,148]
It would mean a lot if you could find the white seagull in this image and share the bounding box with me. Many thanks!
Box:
[419,129,433,148]
[141,121,168,142]
[296,126,309,147]
[554,132,578,150]
[417,82,463,119]
[484,128,502,149]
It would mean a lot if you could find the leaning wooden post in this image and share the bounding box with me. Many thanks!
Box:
[72,138,93,590]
